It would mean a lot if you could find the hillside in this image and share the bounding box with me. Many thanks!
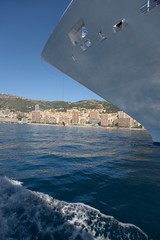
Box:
[0,94,120,113]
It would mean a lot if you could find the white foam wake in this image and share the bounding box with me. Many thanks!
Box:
[0,176,148,240]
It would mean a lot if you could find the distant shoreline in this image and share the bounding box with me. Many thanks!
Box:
[0,121,145,131]
[26,122,145,131]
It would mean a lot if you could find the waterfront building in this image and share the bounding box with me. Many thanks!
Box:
[101,113,108,126]
[0,117,18,123]
[80,118,86,124]
[59,116,70,125]
[118,111,130,119]
[35,104,39,112]
[89,110,99,120]
[2,109,10,117]
[21,118,28,124]
[118,118,131,127]
[31,111,41,123]
[108,113,118,126]
[72,110,79,124]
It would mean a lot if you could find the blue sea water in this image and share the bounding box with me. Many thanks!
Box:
[0,123,160,240]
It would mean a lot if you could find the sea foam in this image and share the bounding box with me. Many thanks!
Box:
[0,176,148,240]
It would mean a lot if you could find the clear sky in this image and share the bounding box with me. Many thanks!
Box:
[0,0,104,102]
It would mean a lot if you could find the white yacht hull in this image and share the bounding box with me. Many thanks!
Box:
[41,0,160,143]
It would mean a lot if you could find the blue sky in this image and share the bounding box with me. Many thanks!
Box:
[0,0,104,102]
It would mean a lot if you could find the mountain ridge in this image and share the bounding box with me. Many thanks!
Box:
[0,93,120,113]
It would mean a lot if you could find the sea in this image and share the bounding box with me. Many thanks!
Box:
[0,123,160,240]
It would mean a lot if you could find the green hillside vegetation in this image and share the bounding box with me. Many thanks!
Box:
[0,94,120,113]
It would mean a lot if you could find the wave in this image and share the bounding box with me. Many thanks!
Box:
[0,176,148,240]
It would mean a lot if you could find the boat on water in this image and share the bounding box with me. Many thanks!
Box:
[41,0,160,143]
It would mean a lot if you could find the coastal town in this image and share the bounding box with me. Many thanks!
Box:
[0,103,142,129]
